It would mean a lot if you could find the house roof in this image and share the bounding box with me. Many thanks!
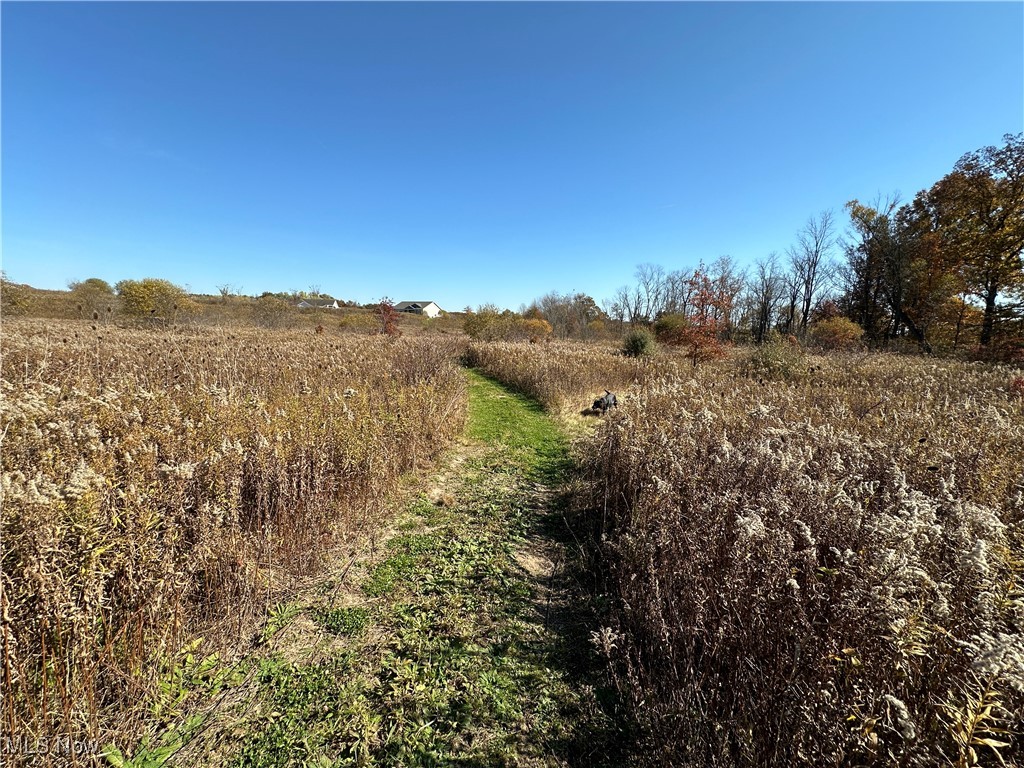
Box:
[395,301,439,310]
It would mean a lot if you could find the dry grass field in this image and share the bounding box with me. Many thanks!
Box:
[463,339,1024,766]
[0,319,466,757]
[587,353,1023,765]
[3,324,1023,766]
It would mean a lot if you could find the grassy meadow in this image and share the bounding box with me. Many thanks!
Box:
[1,317,1022,766]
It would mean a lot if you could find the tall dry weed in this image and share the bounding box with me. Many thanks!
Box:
[581,352,1024,765]
[0,320,466,759]
[463,339,678,411]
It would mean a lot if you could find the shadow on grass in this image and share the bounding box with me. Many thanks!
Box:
[462,369,630,767]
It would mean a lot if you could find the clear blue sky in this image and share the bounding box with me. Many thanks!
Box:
[3,2,1022,311]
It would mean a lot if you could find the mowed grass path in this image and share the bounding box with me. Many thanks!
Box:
[167,371,623,768]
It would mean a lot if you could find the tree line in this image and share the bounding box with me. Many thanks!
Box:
[4,134,1020,356]
[842,134,1022,352]
[513,133,1022,359]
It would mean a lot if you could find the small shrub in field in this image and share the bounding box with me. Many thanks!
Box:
[463,308,552,341]
[523,317,554,342]
[1011,376,1024,398]
[0,274,34,315]
[656,324,728,369]
[250,295,294,328]
[652,313,689,344]
[375,298,401,336]
[742,332,808,380]
[586,318,607,339]
[69,277,116,316]
[654,313,727,368]
[809,316,865,350]
[622,328,657,358]
[116,277,199,320]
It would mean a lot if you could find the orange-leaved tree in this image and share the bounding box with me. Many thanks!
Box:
[654,267,731,367]
[374,297,401,337]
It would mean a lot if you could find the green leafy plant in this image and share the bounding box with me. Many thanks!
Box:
[742,331,808,380]
[621,328,657,358]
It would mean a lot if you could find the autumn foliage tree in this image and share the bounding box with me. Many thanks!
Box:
[839,134,1023,353]
[812,136,1024,355]
[654,267,731,367]
[840,197,961,352]
[926,133,1024,347]
[374,297,401,337]
[585,137,1023,358]
[809,316,864,350]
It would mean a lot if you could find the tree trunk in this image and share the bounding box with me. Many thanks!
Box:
[896,308,932,353]
[952,296,967,351]
[980,282,999,346]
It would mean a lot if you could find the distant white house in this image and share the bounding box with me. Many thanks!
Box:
[297,299,340,310]
[395,301,442,319]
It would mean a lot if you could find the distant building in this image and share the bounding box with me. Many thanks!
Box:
[394,301,442,319]
[297,299,340,309]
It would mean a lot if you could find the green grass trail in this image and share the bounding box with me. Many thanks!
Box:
[160,370,624,768]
